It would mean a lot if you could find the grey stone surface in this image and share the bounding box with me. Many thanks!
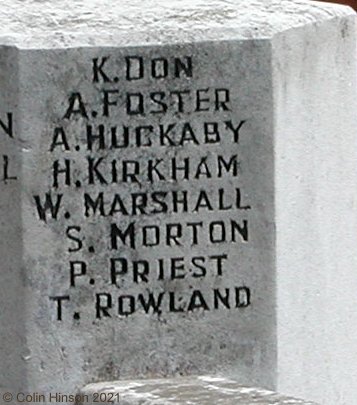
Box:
[80,376,319,405]
[0,2,356,405]
[0,0,353,47]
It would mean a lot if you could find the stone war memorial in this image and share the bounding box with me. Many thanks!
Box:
[0,0,357,404]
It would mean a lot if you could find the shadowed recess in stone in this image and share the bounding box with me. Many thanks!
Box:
[80,376,320,405]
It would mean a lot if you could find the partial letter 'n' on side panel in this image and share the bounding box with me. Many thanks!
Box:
[0,45,25,392]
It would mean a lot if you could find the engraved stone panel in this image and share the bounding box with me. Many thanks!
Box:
[0,2,356,405]
[19,37,274,392]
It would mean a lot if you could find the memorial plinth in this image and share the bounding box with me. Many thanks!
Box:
[0,1,356,405]
[80,377,319,405]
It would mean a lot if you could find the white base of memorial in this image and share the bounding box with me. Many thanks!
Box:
[79,376,318,405]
